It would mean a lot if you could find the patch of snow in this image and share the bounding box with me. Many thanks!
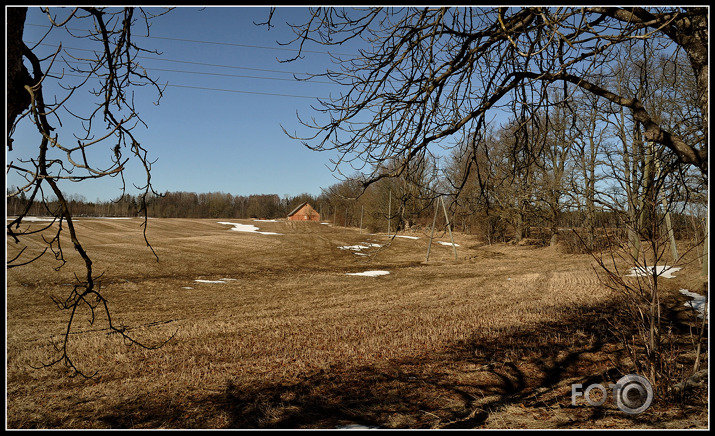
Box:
[7,216,56,222]
[182,287,194,290]
[218,221,282,235]
[8,216,138,222]
[625,265,681,279]
[393,235,419,240]
[345,270,390,277]
[320,222,330,225]
[253,219,278,222]
[339,242,382,252]
[94,217,132,220]
[195,277,237,284]
[679,289,708,320]
[339,245,371,251]
[336,424,381,429]
[437,241,460,246]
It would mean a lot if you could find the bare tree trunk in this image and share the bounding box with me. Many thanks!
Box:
[661,197,678,262]
[514,203,525,243]
[649,262,660,389]
[7,7,32,150]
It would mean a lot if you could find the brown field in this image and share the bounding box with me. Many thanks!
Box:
[6,218,708,429]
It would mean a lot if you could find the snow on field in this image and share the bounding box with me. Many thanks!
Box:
[338,242,383,256]
[679,289,709,320]
[7,216,133,221]
[339,244,371,251]
[393,235,419,240]
[7,216,56,222]
[345,270,390,277]
[338,243,382,252]
[194,278,237,284]
[253,219,278,222]
[437,241,460,246]
[91,217,133,220]
[625,265,681,279]
[218,221,282,235]
[337,424,382,429]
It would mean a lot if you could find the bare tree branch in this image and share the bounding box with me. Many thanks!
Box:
[7,6,173,376]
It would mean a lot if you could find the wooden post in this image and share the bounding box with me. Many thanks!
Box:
[387,190,392,237]
[426,199,439,261]
[360,205,364,234]
[441,196,458,260]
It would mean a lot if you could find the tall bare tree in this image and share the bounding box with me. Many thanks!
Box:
[570,85,609,251]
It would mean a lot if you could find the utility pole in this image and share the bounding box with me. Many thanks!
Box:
[426,196,458,261]
[387,190,392,237]
[426,199,439,261]
[360,205,364,234]
[441,196,458,260]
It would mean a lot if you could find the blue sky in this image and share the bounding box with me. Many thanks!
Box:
[10,6,367,202]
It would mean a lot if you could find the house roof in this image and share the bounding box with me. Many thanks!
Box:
[287,202,312,217]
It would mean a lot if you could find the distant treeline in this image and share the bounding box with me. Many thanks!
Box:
[6,184,707,250]
[5,189,328,221]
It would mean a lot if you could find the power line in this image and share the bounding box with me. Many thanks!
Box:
[58,57,334,85]
[163,83,324,99]
[138,34,352,57]
[51,72,330,99]
[24,20,349,99]
[137,66,333,85]
[137,55,299,75]
[24,22,355,56]
[28,42,334,80]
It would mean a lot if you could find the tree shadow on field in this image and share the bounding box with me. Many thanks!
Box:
[211,299,661,429]
[78,296,705,429]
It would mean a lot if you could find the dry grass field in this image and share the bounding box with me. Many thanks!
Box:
[6,218,708,429]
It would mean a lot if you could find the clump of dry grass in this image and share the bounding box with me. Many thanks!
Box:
[6,218,707,428]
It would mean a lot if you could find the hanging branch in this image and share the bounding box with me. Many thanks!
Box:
[7,6,174,377]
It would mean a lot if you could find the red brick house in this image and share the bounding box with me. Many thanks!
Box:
[287,202,320,221]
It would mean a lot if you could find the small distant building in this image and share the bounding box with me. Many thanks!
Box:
[287,202,321,221]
